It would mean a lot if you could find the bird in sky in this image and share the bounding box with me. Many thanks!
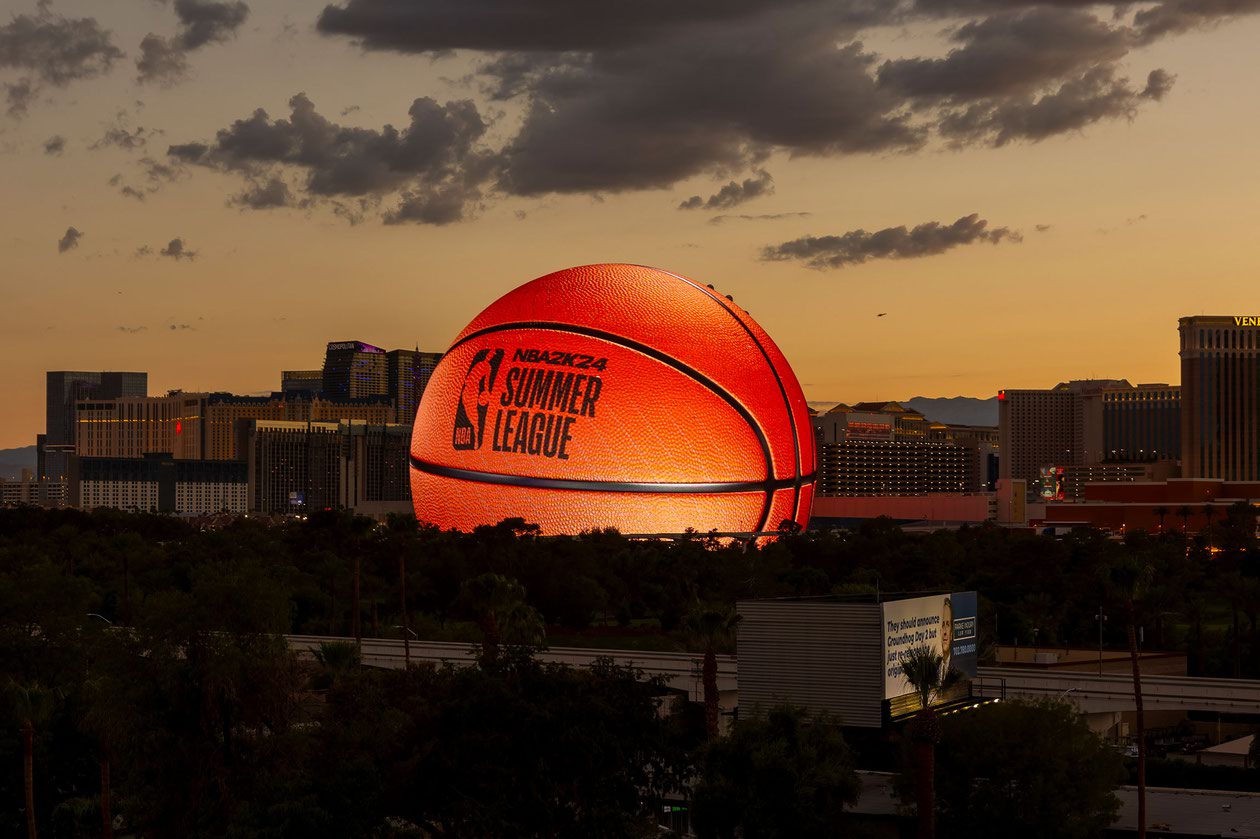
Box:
[877,312,888,317]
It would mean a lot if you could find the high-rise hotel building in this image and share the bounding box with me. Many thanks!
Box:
[1180,315,1260,480]
[43,371,147,479]
[322,341,389,400]
[1101,383,1180,462]
[387,349,443,424]
[998,380,1128,487]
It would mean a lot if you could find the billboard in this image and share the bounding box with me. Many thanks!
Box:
[882,591,978,699]
[1039,465,1066,501]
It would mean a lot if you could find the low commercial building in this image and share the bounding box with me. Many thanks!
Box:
[1170,734,1255,769]
[1,469,67,508]
[69,453,248,514]
[929,423,1000,491]
[1053,461,1179,503]
[818,439,979,496]
[810,493,995,529]
[1038,477,1260,533]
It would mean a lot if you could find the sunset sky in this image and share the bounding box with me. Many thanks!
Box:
[4,0,1260,448]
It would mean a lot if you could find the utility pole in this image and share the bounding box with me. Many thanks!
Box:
[1096,607,1108,675]
[399,552,410,668]
[352,554,362,652]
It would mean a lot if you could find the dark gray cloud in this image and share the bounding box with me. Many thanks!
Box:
[0,8,122,118]
[120,185,146,201]
[762,213,1019,269]
[137,0,250,84]
[169,92,494,223]
[117,326,147,334]
[0,9,123,92]
[168,323,195,331]
[877,8,1129,102]
[57,226,82,253]
[938,66,1174,146]
[136,34,187,85]
[165,0,1248,222]
[313,1,1180,202]
[160,237,196,260]
[494,12,923,196]
[1142,68,1176,101]
[679,170,773,211]
[176,0,250,49]
[168,141,210,162]
[43,134,64,155]
[1134,0,1260,43]
[910,0,1128,12]
[133,245,153,257]
[315,0,840,53]
[383,184,475,224]
[229,176,292,209]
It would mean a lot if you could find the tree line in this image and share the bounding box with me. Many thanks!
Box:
[3,504,1258,673]
[3,504,1259,836]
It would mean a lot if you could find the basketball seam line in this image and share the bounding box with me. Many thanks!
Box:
[411,456,817,494]
[438,319,776,490]
[655,268,808,527]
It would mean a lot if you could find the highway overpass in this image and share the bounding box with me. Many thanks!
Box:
[286,635,1260,717]
[975,666,1260,715]
[286,634,737,703]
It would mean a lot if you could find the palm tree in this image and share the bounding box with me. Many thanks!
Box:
[1176,505,1193,533]
[460,573,545,666]
[900,645,962,839]
[1152,506,1169,534]
[1202,504,1217,550]
[81,675,129,839]
[8,680,55,839]
[314,640,361,686]
[1103,554,1154,839]
[685,606,741,739]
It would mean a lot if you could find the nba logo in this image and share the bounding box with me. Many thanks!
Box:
[453,348,504,450]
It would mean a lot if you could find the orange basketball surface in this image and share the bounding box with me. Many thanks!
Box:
[410,264,816,534]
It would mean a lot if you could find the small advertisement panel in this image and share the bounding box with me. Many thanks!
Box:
[1039,465,1066,501]
[882,592,978,699]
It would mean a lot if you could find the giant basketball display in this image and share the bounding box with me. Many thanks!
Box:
[410,264,815,534]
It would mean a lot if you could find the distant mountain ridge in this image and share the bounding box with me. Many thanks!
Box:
[0,445,38,481]
[806,397,998,427]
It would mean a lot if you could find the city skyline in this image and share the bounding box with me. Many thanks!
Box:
[8,1,1260,448]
